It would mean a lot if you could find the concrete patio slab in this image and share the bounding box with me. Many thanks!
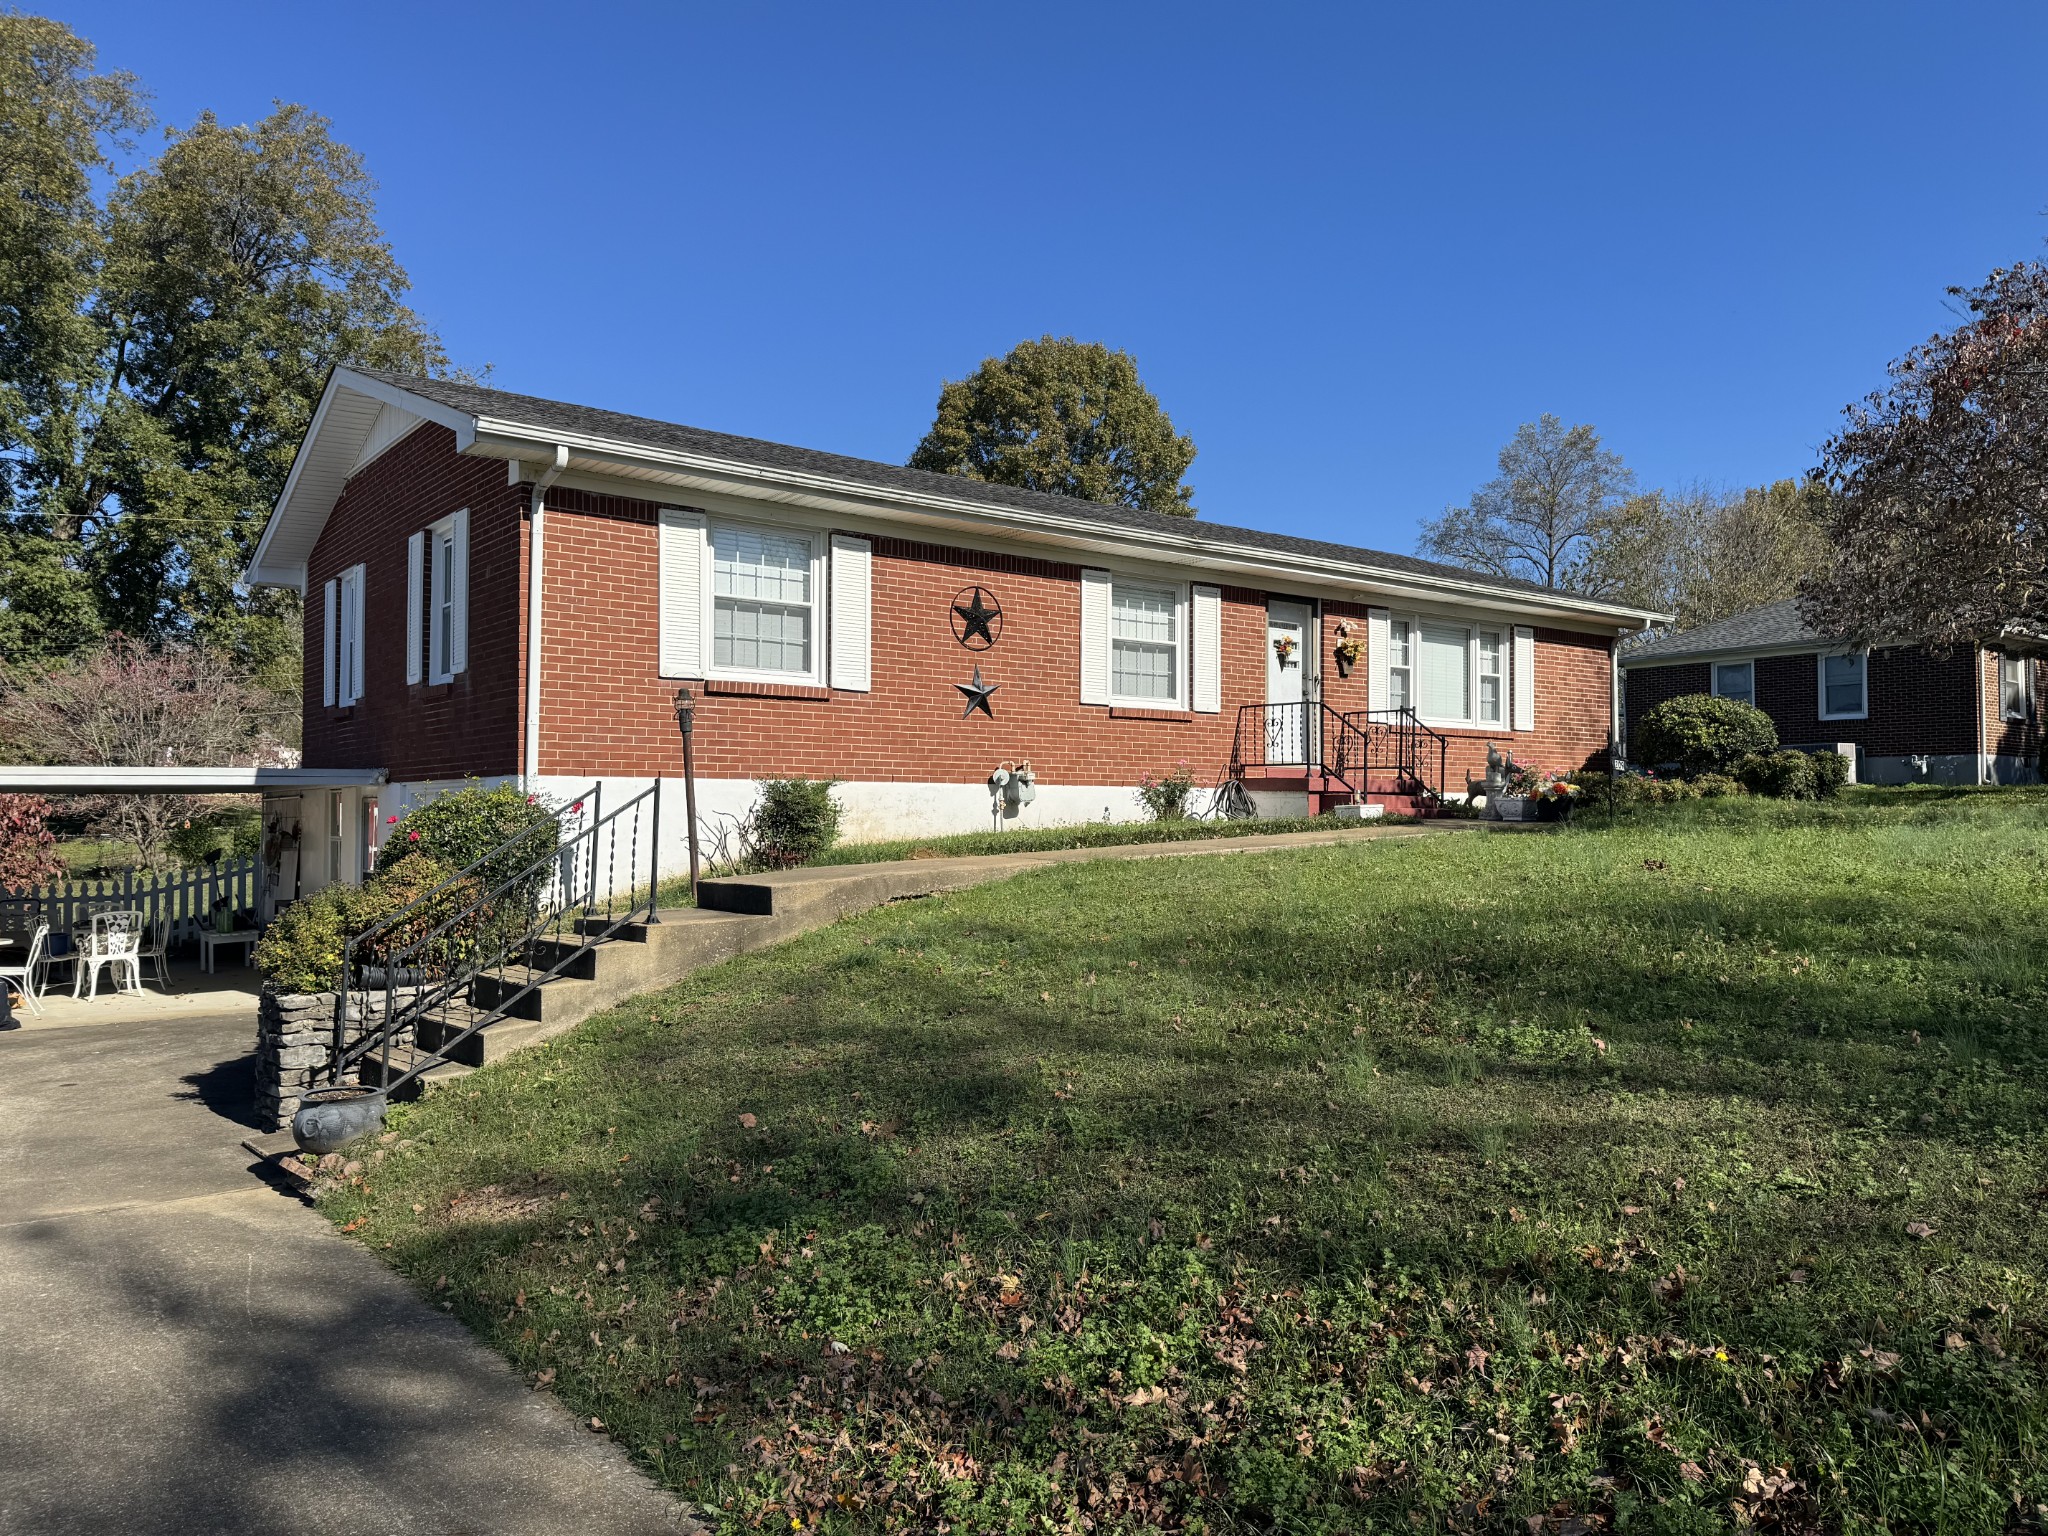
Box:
[0,1011,698,1536]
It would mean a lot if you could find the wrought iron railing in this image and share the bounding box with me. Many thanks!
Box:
[1229,701,1449,807]
[1344,707,1450,808]
[326,782,660,1095]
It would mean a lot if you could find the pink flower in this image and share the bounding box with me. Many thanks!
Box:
[571,801,584,813]
[525,795,536,804]
[408,830,421,842]
[386,815,398,824]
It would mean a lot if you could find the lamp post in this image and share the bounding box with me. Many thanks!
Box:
[673,687,701,903]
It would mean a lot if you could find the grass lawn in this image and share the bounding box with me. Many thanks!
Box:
[325,792,2048,1533]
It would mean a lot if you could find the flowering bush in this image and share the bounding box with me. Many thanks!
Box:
[1136,762,1198,821]
[0,795,60,889]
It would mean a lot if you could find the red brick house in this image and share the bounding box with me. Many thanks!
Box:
[1621,597,2046,785]
[246,368,1662,889]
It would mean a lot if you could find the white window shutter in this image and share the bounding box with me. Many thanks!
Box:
[405,532,424,685]
[322,579,338,707]
[1079,568,1112,705]
[1367,607,1391,712]
[828,534,873,691]
[1190,584,1222,713]
[1512,625,1536,731]
[348,568,366,705]
[658,507,709,678]
[449,508,470,676]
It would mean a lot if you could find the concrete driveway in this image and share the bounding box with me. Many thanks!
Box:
[0,1012,696,1536]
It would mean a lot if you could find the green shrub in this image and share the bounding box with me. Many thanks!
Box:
[383,782,560,911]
[1809,748,1851,797]
[748,778,842,868]
[256,857,489,993]
[1691,772,1745,798]
[1633,693,1778,775]
[1735,749,1819,800]
[1135,761,1198,821]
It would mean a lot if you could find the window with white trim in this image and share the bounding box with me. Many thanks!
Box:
[1417,622,1470,720]
[337,563,365,706]
[1109,580,1183,705]
[1386,619,1412,711]
[1711,659,1754,706]
[1477,628,1504,725]
[2001,654,2033,721]
[424,514,464,683]
[711,522,817,679]
[1819,652,1867,720]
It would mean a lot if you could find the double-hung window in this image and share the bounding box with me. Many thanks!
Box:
[331,563,365,706]
[1110,581,1182,704]
[1476,628,1505,725]
[1819,652,1867,720]
[1386,619,1413,711]
[408,510,468,686]
[712,523,816,678]
[1711,659,1754,706]
[2001,654,2033,721]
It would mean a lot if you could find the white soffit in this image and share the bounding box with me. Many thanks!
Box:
[244,371,476,591]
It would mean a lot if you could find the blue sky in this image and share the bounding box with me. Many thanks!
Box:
[54,1,2048,553]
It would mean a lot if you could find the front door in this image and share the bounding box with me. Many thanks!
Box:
[1266,601,1312,765]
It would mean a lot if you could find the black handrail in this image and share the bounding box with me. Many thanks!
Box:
[1229,702,1451,808]
[326,783,660,1095]
[1344,707,1450,807]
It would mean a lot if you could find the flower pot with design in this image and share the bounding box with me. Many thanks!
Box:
[1491,795,1533,822]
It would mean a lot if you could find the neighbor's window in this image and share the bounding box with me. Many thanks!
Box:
[1386,619,1412,711]
[1819,652,1867,720]
[1712,659,1754,706]
[1417,622,1471,721]
[327,791,345,886]
[1110,581,1181,703]
[2001,654,2033,721]
[1477,628,1504,725]
[712,524,815,675]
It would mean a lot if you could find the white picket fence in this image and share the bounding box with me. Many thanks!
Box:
[0,856,259,951]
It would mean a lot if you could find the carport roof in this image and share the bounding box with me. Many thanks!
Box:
[0,767,386,794]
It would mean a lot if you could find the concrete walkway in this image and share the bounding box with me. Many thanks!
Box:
[0,1012,697,1535]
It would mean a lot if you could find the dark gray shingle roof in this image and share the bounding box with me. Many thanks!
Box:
[1623,598,1821,663]
[362,369,1583,603]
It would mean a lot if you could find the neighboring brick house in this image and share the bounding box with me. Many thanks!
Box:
[246,368,1662,889]
[1621,597,2046,785]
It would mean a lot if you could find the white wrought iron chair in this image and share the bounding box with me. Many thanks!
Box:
[74,910,144,999]
[0,921,50,1018]
[135,913,174,994]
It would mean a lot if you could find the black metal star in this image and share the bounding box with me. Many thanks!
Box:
[955,664,1000,719]
[951,587,1001,648]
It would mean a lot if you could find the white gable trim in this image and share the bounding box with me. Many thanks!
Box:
[350,402,428,474]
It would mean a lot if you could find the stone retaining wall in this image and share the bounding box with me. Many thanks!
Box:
[256,989,335,1130]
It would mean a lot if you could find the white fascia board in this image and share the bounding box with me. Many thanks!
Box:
[0,765,388,794]
[245,369,481,591]
[464,421,1671,633]
[1621,638,1880,669]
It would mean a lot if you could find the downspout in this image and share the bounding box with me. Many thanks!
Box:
[522,446,571,785]
[1975,645,1987,786]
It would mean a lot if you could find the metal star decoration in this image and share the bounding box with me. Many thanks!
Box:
[950,586,1002,649]
[955,664,1000,719]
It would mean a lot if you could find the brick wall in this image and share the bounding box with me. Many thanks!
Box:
[299,430,1623,797]
[1982,651,2048,765]
[1623,646,1982,759]
[302,424,525,781]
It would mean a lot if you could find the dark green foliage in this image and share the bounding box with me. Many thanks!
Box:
[1632,692,1778,775]
[382,783,559,911]
[1808,747,1850,797]
[1734,749,1819,800]
[909,336,1197,515]
[748,778,842,869]
[167,804,260,865]
[256,853,487,991]
[255,881,380,993]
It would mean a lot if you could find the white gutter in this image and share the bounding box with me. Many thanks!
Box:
[521,446,571,784]
[1976,645,1987,786]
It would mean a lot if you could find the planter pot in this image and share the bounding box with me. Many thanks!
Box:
[1334,651,1357,679]
[1491,795,1533,822]
[1535,795,1575,824]
[292,1085,388,1154]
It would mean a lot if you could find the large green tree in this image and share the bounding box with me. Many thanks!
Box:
[0,14,445,674]
[909,335,1197,515]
